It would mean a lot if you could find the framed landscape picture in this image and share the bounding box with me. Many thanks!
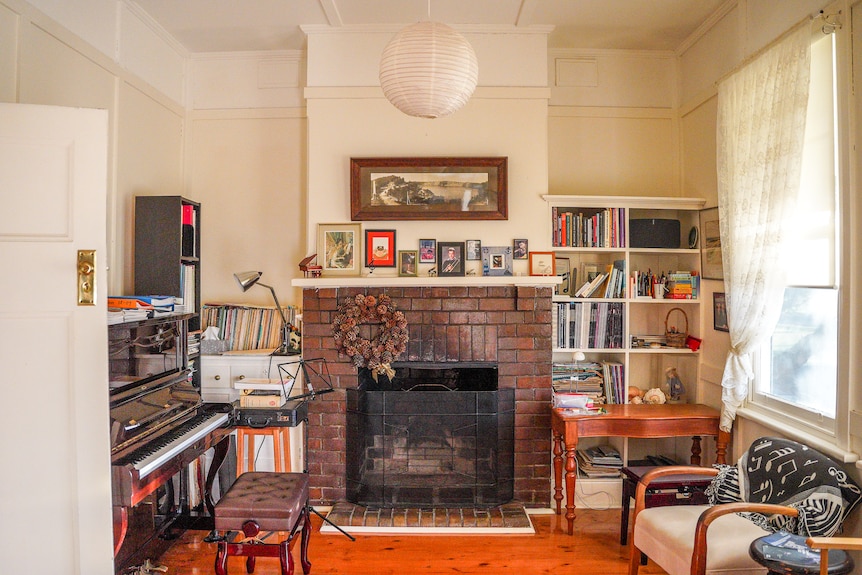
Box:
[317,223,361,276]
[365,229,396,267]
[350,157,508,221]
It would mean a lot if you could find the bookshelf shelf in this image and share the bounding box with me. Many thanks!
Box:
[546,195,707,482]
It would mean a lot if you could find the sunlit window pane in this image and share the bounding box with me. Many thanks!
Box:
[763,287,838,417]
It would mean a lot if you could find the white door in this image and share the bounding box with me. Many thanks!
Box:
[0,103,113,574]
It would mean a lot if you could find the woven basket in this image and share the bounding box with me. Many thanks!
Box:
[665,307,689,348]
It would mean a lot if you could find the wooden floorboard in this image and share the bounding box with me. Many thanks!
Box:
[155,508,670,574]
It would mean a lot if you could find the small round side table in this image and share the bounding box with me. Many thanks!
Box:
[750,532,854,575]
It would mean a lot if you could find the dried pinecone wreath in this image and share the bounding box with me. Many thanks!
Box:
[332,293,408,379]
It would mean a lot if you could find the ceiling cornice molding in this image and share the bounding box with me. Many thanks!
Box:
[299,23,555,36]
[190,49,305,62]
[549,47,676,59]
[676,0,738,56]
[121,0,189,58]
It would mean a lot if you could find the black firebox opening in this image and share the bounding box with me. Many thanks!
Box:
[357,362,499,392]
[346,362,514,508]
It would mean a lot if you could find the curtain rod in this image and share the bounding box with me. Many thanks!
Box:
[715,10,840,88]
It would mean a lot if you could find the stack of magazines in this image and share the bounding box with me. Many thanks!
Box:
[576,445,623,477]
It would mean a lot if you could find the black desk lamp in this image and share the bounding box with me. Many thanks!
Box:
[233,271,298,355]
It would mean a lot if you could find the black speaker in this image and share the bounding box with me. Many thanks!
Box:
[630,219,680,249]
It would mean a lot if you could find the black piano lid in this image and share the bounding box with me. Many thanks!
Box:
[110,368,190,408]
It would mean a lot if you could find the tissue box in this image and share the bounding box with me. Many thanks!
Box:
[201,339,227,354]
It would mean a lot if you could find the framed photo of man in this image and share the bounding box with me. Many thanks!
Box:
[438,242,466,277]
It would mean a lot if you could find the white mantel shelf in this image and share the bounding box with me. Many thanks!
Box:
[292,276,561,288]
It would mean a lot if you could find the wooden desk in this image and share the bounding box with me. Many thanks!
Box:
[551,403,729,535]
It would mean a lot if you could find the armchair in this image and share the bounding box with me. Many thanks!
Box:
[628,437,861,575]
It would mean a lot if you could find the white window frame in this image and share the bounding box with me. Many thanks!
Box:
[746,13,849,450]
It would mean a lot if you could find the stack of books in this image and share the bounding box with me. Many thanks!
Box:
[666,271,699,299]
[576,445,623,477]
[235,377,293,408]
[108,295,175,318]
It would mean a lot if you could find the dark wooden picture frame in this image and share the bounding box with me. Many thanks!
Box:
[438,241,466,277]
[365,229,396,267]
[714,292,729,332]
[466,240,481,261]
[350,157,508,221]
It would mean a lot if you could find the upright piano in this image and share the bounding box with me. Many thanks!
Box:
[108,313,233,573]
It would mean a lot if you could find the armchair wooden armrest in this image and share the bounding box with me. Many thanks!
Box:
[691,503,799,575]
[805,537,862,575]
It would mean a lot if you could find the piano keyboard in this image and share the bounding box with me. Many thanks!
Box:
[132,412,230,478]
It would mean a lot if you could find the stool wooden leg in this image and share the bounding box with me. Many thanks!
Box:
[300,507,311,574]
[272,429,283,472]
[282,429,292,471]
[236,429,246,477]
[215,541,228,575]
[279,540,293,575]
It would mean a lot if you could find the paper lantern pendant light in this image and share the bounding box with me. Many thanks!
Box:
[379,21,479,119]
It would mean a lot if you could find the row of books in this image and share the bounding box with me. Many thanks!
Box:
[201,303,300,351]
[552,301,625,349]
[630,270,700,299]
[552,207,626,248]
[602,361,626,404]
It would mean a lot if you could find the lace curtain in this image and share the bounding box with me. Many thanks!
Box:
[716,25,811,431]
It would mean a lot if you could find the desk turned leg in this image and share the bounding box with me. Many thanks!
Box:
[564,444,577,535]
[553,430,564,515]
[690,436,702,466]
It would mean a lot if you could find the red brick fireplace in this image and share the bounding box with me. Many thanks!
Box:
[300,284,554,508]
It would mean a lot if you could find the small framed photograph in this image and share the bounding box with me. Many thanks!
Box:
[317,222,361,277]
[398,250,418,277]
[419,239,436,263]
[438,241,466,277]
[465,240,481,261]
[529,252,556,276]
[482,246,513,276]
[555,257,572,296]
[714,292,729,332]
[365,229,396,267]
[513,239,528,259]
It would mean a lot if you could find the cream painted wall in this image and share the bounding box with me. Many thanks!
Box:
[117,81,185,292]
[187,111,307,306]
[304,95,549,278]
[548,110,677,196]
[6,0,187,295]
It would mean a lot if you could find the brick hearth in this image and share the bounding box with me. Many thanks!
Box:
[300,285,554,508]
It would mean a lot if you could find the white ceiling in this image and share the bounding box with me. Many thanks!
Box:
[131,0,727,53]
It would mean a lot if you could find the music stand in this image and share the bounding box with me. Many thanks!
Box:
[277,357,355,541]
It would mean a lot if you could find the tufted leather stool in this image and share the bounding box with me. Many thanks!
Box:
[214,472,311,575]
